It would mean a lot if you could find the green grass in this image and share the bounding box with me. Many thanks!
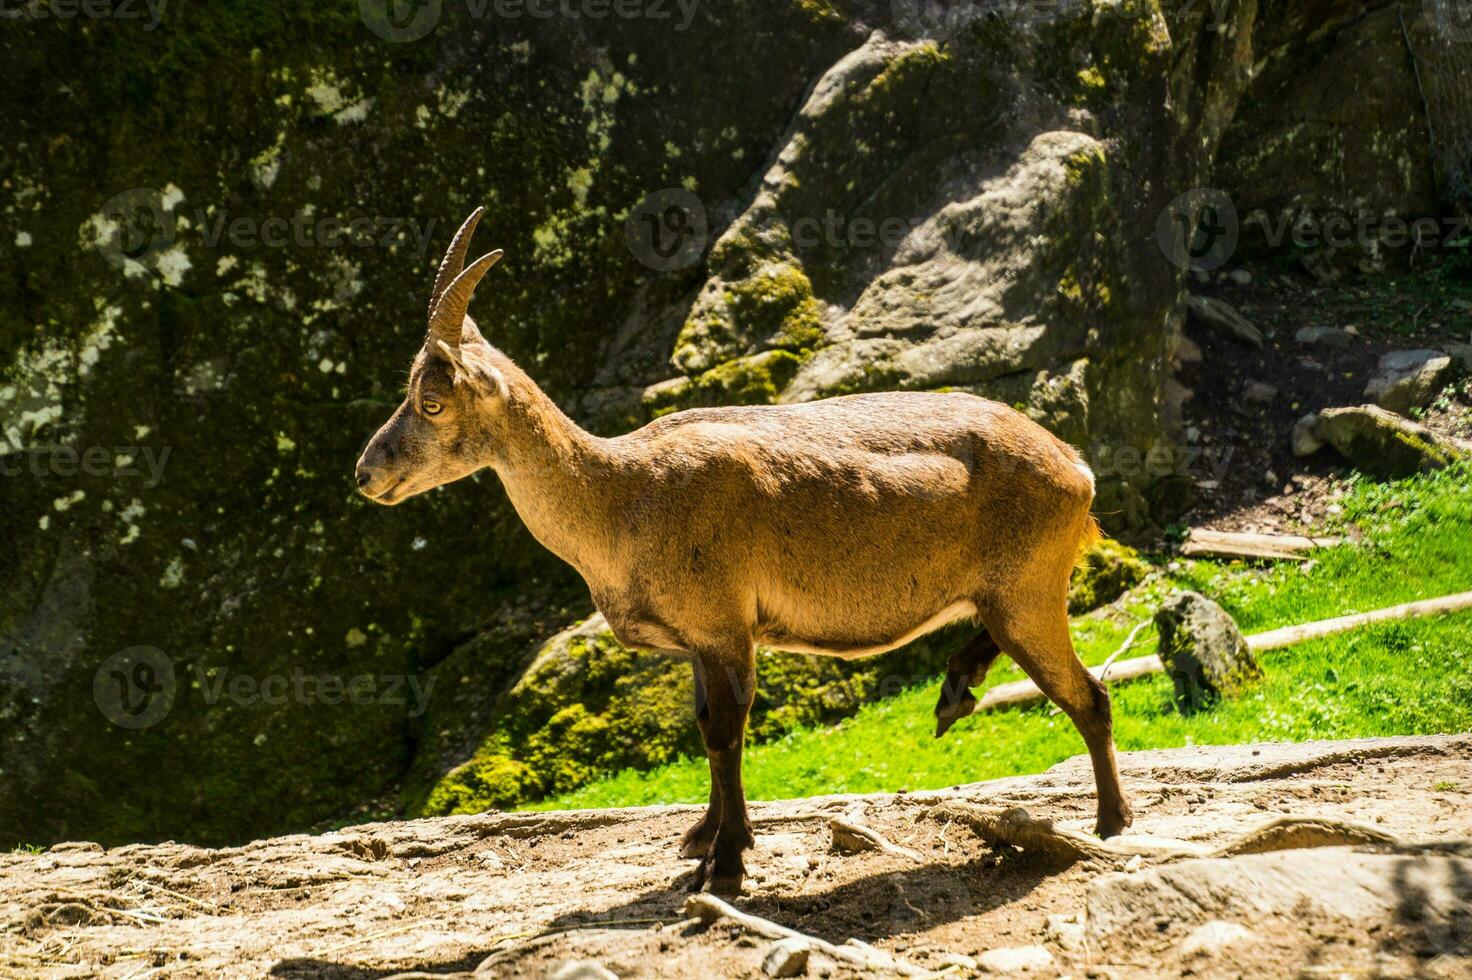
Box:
[527,464,1472,811]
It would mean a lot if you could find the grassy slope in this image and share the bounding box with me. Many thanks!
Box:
[529,463,1472,811]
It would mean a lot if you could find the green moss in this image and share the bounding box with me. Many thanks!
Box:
[1076,66,1106,91]
[672,263,825,370]
[648,350,805,417]
[859,43,951,104]
[422,749,539,814]
[727,265,824,352]
[1069,539,1148,614]
[417,615,973,817]
[795,0,844,24]
[811,357,905,400]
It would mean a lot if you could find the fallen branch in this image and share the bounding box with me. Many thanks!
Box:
[1099,619,1151,681]
[828,818,922,862]
[971,589,1472,714]
[683,893,930,976]
[127,875,222,914]
[1246,590,1472,651]
[1180,528,1344,562]
[975,656,1162,712]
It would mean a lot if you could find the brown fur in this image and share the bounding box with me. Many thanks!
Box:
[356,219,1133,894]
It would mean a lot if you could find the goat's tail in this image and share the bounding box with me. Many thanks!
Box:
[1076,513,1104,568]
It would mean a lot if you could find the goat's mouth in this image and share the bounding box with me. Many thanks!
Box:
[360,477,407,505]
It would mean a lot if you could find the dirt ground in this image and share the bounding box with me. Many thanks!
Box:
[3,734,1470,979]
[1175,268,1471,536]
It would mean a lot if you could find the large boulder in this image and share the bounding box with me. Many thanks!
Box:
[1214,1,1452,271]
[1154,591,1260,713]
[1312,405,1467,476]
[1089,849,1472,950]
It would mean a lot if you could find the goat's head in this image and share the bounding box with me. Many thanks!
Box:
[356,207,509,505]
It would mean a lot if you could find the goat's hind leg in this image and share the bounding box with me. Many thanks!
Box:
[986,595,1132,837]
[934,629,1003,738]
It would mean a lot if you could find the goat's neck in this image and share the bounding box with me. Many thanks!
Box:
[488,371,619,576]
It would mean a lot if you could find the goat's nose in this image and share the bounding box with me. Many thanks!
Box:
[355,467,372,490]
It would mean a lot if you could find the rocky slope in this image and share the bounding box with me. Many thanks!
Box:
[0,0,1440,846]
[4,734,1470,978]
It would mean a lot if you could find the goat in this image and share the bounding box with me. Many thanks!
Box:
[356,208,1133,894]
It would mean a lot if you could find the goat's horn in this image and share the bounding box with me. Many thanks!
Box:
[428,249,504,349]
[427,207,485,322]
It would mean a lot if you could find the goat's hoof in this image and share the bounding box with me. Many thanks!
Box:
[703,872,744,896]
[1095,801,1134,839]
[680,824,716,859]
[933,694,976,738]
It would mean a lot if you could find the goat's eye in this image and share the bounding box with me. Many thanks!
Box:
[421,398,443,416]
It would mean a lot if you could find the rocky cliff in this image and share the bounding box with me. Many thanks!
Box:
[0,0,1435,845]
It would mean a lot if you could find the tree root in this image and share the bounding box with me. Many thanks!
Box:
[683,893,932,976]
[828,817,923,862]
[927,803,1469,869]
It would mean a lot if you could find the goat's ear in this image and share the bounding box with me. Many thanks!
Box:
[437,340,508,400]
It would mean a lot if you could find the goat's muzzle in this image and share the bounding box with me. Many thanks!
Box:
[355,444,406,504]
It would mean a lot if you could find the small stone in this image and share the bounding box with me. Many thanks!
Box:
[978,945,1055,973]
[1044,913,1087,952]
[1180,919,1256,957]
[1187,295,1263,347]
[1363,349,1453,416]
[1242,380,1277,405]
[1294,325,1353,349]
[46,841,104,854]
[549,961,619,980]
[1290,413,1323,457]
[1226,268,1253,285]
[937,952,979,971]
[762,937,811,977]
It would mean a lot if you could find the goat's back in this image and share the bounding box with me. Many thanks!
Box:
[605,392,1094,650]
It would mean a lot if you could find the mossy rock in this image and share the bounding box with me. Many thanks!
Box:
[414,612,965,817]
[672,263,825,374]
[1069,539,1149,615]
[646,350,806,417]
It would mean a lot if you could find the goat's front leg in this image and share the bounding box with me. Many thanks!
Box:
[688,648,755,895]
[680,662,721,858]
